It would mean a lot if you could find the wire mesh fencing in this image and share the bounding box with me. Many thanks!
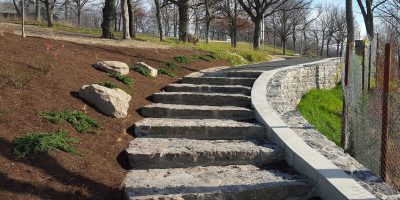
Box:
[343,38,400,189]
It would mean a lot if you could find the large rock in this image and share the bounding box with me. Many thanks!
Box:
[135,62,158,77]
[93,61,129,75]
[79,84,131,118]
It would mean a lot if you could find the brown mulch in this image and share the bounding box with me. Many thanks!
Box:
[0,33,228,200]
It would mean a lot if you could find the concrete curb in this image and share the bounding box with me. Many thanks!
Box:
[251,58,378,200]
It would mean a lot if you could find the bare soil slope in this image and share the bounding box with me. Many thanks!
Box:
[0,33,228,200]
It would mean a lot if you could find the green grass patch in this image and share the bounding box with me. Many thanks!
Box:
[38,109,99,133]
[109,73,134,86]
[131,64,152,78]
[297,83,343,146]
[173,56,192,64]
[165,62,181,70]
[158,68,176,78]
[13,129,80,157]
[98,81,118,89]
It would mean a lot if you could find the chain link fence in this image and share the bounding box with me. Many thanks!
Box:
[344,38,400,189]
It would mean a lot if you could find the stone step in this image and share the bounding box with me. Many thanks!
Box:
[152,92,251,107]
[182,76,256,87]
[203,71,263,78]
[126,138,283,169]
[134,118,266,140]
[140,103,254,120]
[166,83,251,95]
[124,165,312,200]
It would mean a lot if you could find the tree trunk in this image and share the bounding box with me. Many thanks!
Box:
[121,0,130,39]
[44,1,53,27]
[326,38,330,57]
[77,9,81,27]
[101,0,116,38]
[346,0,355,45]
[154,0,163,41]
[205,0,210,43]
[22,0,25,38]
[178,0,189,42]
[320,33,325,56]
[35,0,41,21]
[65,0,69,20]
[173,4,177,38]
[292,24,296,52]
[253,16,262,50]
[127,0,135,38]
[282,38,287,55]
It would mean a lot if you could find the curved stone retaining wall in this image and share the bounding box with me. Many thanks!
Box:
[252,58,399,200]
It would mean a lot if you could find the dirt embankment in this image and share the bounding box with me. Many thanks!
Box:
[0,33,228,200]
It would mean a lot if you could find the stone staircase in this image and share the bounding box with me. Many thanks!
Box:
[124,70,314,200]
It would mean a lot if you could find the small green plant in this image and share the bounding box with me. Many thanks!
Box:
[173,56,192,64]
[98,81,118,89]
[192,55,215,62]
[13,129,80,157]
[165,62,181,70]
[131,64,152,77]
[38,109,99,133]
[109,73,134,86]
[158,68,176,78]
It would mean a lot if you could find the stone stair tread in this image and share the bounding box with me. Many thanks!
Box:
[166,83,252,94]
[203,71,263,78]
[134,118,266,140]
[124,165,312,200]
[143,103,252,111]
[155,91,250,97]
[152,92,251,107]
[140,103,254,120]
[168,83,252,89]
[126,138,282,169]
[135,118,261,127]
[182,76,256,86]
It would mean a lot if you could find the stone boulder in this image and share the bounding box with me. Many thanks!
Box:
[79,84,131,118]
[93,61,129,75]
[135,62,158,77]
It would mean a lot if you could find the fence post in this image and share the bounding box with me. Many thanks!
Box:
[381,43,391,181]
[342,43,351,151]
[362,47,365,91]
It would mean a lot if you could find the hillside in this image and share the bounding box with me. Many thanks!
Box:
[0,33,228,199]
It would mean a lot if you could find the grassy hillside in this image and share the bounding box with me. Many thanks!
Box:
[23,21,296,66]
[297,83,343,145]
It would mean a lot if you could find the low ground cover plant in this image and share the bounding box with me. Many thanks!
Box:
[165,62,181,70]
[173,56,192,64]
[13,129,80,157]
[98,81,118,89]
[109,72,134,86]
[131,64,152,77]
[39,109,99,133]
[158,68,176,78]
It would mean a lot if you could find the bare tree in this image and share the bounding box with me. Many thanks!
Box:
[40,0,57,27]
[219,0,240,47]
[238,0,311,50]
[71,0,92,27]
[356,0,387,40]
[203,0,218,43]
